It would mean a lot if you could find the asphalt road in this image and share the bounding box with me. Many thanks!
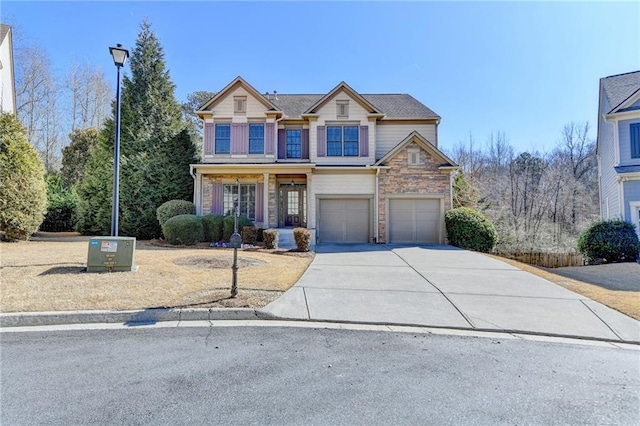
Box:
[1,325,638,425]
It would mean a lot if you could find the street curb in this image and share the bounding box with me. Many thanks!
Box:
[0,308,260,327]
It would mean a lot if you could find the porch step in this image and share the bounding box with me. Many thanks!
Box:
[275,228,316,251]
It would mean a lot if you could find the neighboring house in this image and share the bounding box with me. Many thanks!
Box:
[597,71,640,237]
[192,77,457,244]
[0,24,16,115]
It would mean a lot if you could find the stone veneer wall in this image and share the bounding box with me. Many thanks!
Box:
[201,174,267,227]
[377,141,452,243]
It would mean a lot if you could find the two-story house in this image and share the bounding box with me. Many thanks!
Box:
[598,71,640,237]
[191,77,457,245]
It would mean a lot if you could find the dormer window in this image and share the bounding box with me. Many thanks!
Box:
[234,96,246,114]
[337,100,349,119]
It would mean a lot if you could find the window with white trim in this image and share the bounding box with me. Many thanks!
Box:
[327,125,359,156]
[215,123,231,154]
[223,184,256,220]
[249,123,264,154]
[630,123,640,159]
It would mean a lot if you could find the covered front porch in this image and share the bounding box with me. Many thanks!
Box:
[191,164,315,231]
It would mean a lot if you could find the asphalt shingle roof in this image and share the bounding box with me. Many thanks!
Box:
[601,71,640,113]
[267,93,440,119]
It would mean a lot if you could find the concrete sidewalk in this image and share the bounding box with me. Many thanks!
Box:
[260,244,640,344]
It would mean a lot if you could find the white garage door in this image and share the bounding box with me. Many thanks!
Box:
[389,198,441,244]
[318,199,370,243]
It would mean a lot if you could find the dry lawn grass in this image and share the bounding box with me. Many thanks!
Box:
[0,239,313,313]
[487,254,640,320]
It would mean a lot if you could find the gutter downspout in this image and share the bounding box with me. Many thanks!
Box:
[375,167,380,243]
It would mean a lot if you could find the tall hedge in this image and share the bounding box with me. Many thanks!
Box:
[40,173,78,232]
[0,113,48,241]
[445,207,498,253]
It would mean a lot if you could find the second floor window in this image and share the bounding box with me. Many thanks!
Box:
[327,125,359,156]
[249,124,264,154]
[631,123,640,159]
[286,129,302,158]
[215,124,231,154]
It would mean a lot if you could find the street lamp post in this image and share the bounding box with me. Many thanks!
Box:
[109,44,129,237]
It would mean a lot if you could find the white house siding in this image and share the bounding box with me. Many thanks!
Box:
[309,90,375,166]
[0,26,14,114]
[375,122,437,160]
[308,171,375,228]
[623,180,640,222]
[209,86,269,119]
[618,117,640,166]
[599,95,621,219]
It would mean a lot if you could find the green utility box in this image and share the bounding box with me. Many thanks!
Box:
[86,237,137,273]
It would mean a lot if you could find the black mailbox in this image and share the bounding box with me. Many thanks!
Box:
[229,233,242,249]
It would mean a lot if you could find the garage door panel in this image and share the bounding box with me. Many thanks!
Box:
[389,198,441,244]
[319,199,369,243]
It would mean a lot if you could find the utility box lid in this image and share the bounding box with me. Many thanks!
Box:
[87,237,137,273]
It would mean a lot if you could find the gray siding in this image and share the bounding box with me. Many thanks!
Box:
[599,94,621,218]
[618,118,640,165]
[623,179,640,222]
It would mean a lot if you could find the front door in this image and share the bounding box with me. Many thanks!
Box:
[280,185,306,227]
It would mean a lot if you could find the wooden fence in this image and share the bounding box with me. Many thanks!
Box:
[497,252,585,268]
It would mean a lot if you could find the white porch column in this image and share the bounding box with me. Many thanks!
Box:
[306,172,312,228]
[263,172,270,228]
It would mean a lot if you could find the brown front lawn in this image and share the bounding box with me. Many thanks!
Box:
[0,239,313,313]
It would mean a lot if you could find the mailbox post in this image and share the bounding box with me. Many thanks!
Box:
[230,183,241,297]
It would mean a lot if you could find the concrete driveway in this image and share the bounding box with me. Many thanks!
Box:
[261,244,640,343]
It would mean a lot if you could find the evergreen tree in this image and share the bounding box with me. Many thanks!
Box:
[76,20,198,238]
[61,127,99,187]
[0,113,48,241]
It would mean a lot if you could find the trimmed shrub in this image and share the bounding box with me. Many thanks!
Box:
[222,215,253,242]
[578,220,640,263]
[293,227,311,251]
[256,228,265,242]
[202,214,223,242]
[156,200,195,227]
[0,113,47,241]
[263,229,279,249]
[445,207,498,253]
[162,214,204,246]
[242,226,258,244]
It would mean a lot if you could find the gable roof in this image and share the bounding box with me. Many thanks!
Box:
[375,131,458,169]
[302,81,382,115]
[197,76,281,116]
[601,71,640,114]
[270,93,439,120]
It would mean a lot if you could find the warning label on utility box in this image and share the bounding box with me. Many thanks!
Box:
[101,241,118,253]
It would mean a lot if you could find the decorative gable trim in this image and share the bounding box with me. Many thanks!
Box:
[375,131,458,169]
[303,81,382,115]
[196,76,282,118]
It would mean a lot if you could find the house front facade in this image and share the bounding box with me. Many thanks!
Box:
[597,71,640,237]
[191,77,457,244]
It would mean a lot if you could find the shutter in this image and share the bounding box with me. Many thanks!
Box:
[256,183,264,222]
[204,123,214,155]
[359,125,369,157]
[231,123,241,154]
[317,126,326,157]
[265,123,275,155]
[212,182,223,215]
[302,129,310,159]
[240,123,248,154]
[278,129,286,159]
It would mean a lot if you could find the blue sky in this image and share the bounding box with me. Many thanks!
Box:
[3,1,639,153]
